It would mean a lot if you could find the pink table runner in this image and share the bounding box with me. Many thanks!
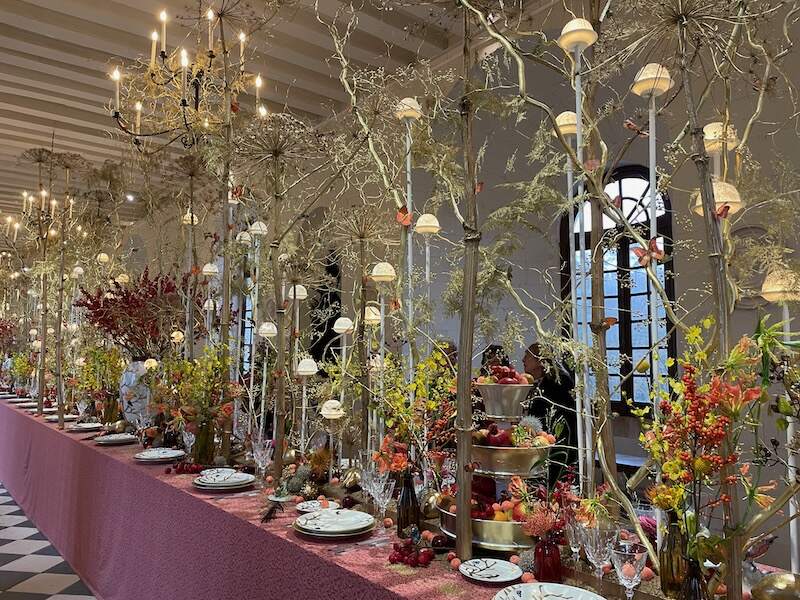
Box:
[0,401,499,600]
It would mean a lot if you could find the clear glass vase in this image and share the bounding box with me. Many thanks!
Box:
[660,511,688,598]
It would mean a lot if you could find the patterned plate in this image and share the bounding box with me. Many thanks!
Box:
[95,433,138,446]
[65,423,104,433]
[27,407,57,414]
[15,402,38,408]
[296,500,341,514]
[294,509,375,535]
[134,448,186,462]
[193,471,256,488]
[200,468,237,477]
[5,397,30,403]
[459,559,522,584]
[493,583,606,600]
[44,414,79,422]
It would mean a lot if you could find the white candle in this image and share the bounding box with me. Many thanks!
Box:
[255,73,262,106]
[180,49,188,100]
[13,223,18,242]
[150,31,158,69]
[50,199,56,217]
[69,198,74,220]
[239,31,246,65]
[135,101,142,134]
[159,11,167,53]
[40,189,47,212]
[5,218,10,235]
[22,192,27,212]
[207,9,214,51]
[111,67,121,111]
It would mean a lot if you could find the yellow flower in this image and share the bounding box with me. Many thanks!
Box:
[686,325,703,346]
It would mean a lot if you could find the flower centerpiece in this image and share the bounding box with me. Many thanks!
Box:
[75,346,125,423]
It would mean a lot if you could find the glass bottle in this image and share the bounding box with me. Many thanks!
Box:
[680,558,710,600]
[533,536,563,583]
[396,469,420,538]
[660,511,688,598]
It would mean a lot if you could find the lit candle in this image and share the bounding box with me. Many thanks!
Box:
[50,199,57,217]
[13,223,19,243]
[150,31,158,69]
[5,217,11,236]
[239,31,246,64]
[180,49,189,100]
[255,73,262,106]
[206,9,215,52]
[22,191,27,212]
[135,101,142,134]
[40,189,47,212]
[258,104,267,118]
[159,11,167,53]
[111,67,121,112]
[69,198,74,220]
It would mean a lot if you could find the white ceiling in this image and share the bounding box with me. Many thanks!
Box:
[0,0,461,217]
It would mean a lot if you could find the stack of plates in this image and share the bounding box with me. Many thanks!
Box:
[95,433,138,446]
[493,583,605,600]
[192,470,255,492]
[15,402,38,409]
[293,509,375,539]
[6,397,31,404]
[66,422,104,433]
[134,448,185,464]
[44,414,79,423]
[27,407,57,414]
[296,499,341,514]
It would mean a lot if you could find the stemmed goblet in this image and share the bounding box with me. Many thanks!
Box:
[371,477,396,531]
[584,525,619,579]
[565,518,585,565]
[182,429,196,456]
[251,435,273,486]
[611,543,648,599]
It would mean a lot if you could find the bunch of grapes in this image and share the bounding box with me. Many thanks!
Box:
[388,539,434,568]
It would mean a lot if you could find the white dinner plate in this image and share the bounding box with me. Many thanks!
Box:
[44,414,79,422]
[200,468,236,477]
[460,559,522,584]
[66,423,104,433]
[27,407,57,414]
[194,471,255,487]
[296,500,341,514]
[294,509,375,535]
[95,433,138,446]
[494,583,606,600]
[134,448,186,462]
[6,397,31,404]
[15,402,38,408]
[268,494,294,503]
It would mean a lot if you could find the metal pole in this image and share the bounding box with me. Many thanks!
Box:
[567,151,585,491]
[425,235,432,355]
[785,303,800,572]
[404,121,415,403]
[575,47,593,486]
[379,291,386,446]
[260,343,269,437]
[301,378,308,451]
[249,239,260,433]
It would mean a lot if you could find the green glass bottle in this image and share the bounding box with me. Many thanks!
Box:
[396,469,420,538]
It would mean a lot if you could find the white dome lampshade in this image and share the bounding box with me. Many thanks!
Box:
[96,252,110,264]
[320,399,344,420]
[333,316,354,334]
[257,322,278,338]
[288,284,308,301]
[761,267,800,302]
[690,180,744,216]
[364,304,381,326]
[415,213,441,235]
[203,298,217,311]
[703,122,739,154]
[370,262,396,283]
[201,262,220,276]
[248,220,269,236]
[296,357,319,377]
[631,63,674,98]
[554,111,578,137]
[70,265,84,279]
[29,328,38,337]
[395,97,422,121]
[115,273,130,284]
[236,231,252,245]
[181,210,199,225]
[557,18,597,52]
[31,340,41,350]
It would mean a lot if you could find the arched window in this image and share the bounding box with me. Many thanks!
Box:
[559,164,677,410]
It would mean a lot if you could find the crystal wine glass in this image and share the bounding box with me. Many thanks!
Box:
[252,437,273,486]
[372,478,396,528]
[584,525,619,579]
[182,429,196,456]
[611,543,648,599]
[565,518,586,565]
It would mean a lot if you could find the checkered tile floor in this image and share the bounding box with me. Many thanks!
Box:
[0,484,95,599]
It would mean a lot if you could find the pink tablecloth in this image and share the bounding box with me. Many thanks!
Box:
[0,401,498,600]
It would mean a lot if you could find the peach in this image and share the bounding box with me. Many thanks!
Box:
[509,555,520,565]
[641,566,655,581]
[383,517,394,528]
[450,558,461,570]
[521,573,536,583]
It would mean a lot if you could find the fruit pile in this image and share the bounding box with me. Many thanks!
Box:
[472,419,555,448]
[476,364,534,385]
[165,461,207,475]
[388,539,435,568]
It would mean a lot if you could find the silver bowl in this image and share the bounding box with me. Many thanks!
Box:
[472,444,549,477]
[476,383,534,420]
[438,507,535,552]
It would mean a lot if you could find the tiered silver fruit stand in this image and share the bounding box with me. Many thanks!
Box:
[439,383,548,552]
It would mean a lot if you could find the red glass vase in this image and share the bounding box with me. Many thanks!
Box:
[533,537,563,583]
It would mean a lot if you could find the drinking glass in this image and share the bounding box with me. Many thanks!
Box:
[252,437,273,485]
[584,525,619,579]
[182,429,196,456]
[611,543,648,599]
[372,478,396,526]
[565,518,585,565]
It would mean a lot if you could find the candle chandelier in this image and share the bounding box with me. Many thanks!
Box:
[110,5,262,156]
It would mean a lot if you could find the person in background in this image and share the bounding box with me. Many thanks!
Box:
[480,344,510,376]
[523,342,578,484]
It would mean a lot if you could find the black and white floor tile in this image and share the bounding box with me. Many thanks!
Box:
[0,485,95,599]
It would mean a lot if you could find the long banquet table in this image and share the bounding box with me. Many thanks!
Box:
[0,399,502,600]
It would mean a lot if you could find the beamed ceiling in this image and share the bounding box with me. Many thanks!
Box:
[0,0,464,220]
